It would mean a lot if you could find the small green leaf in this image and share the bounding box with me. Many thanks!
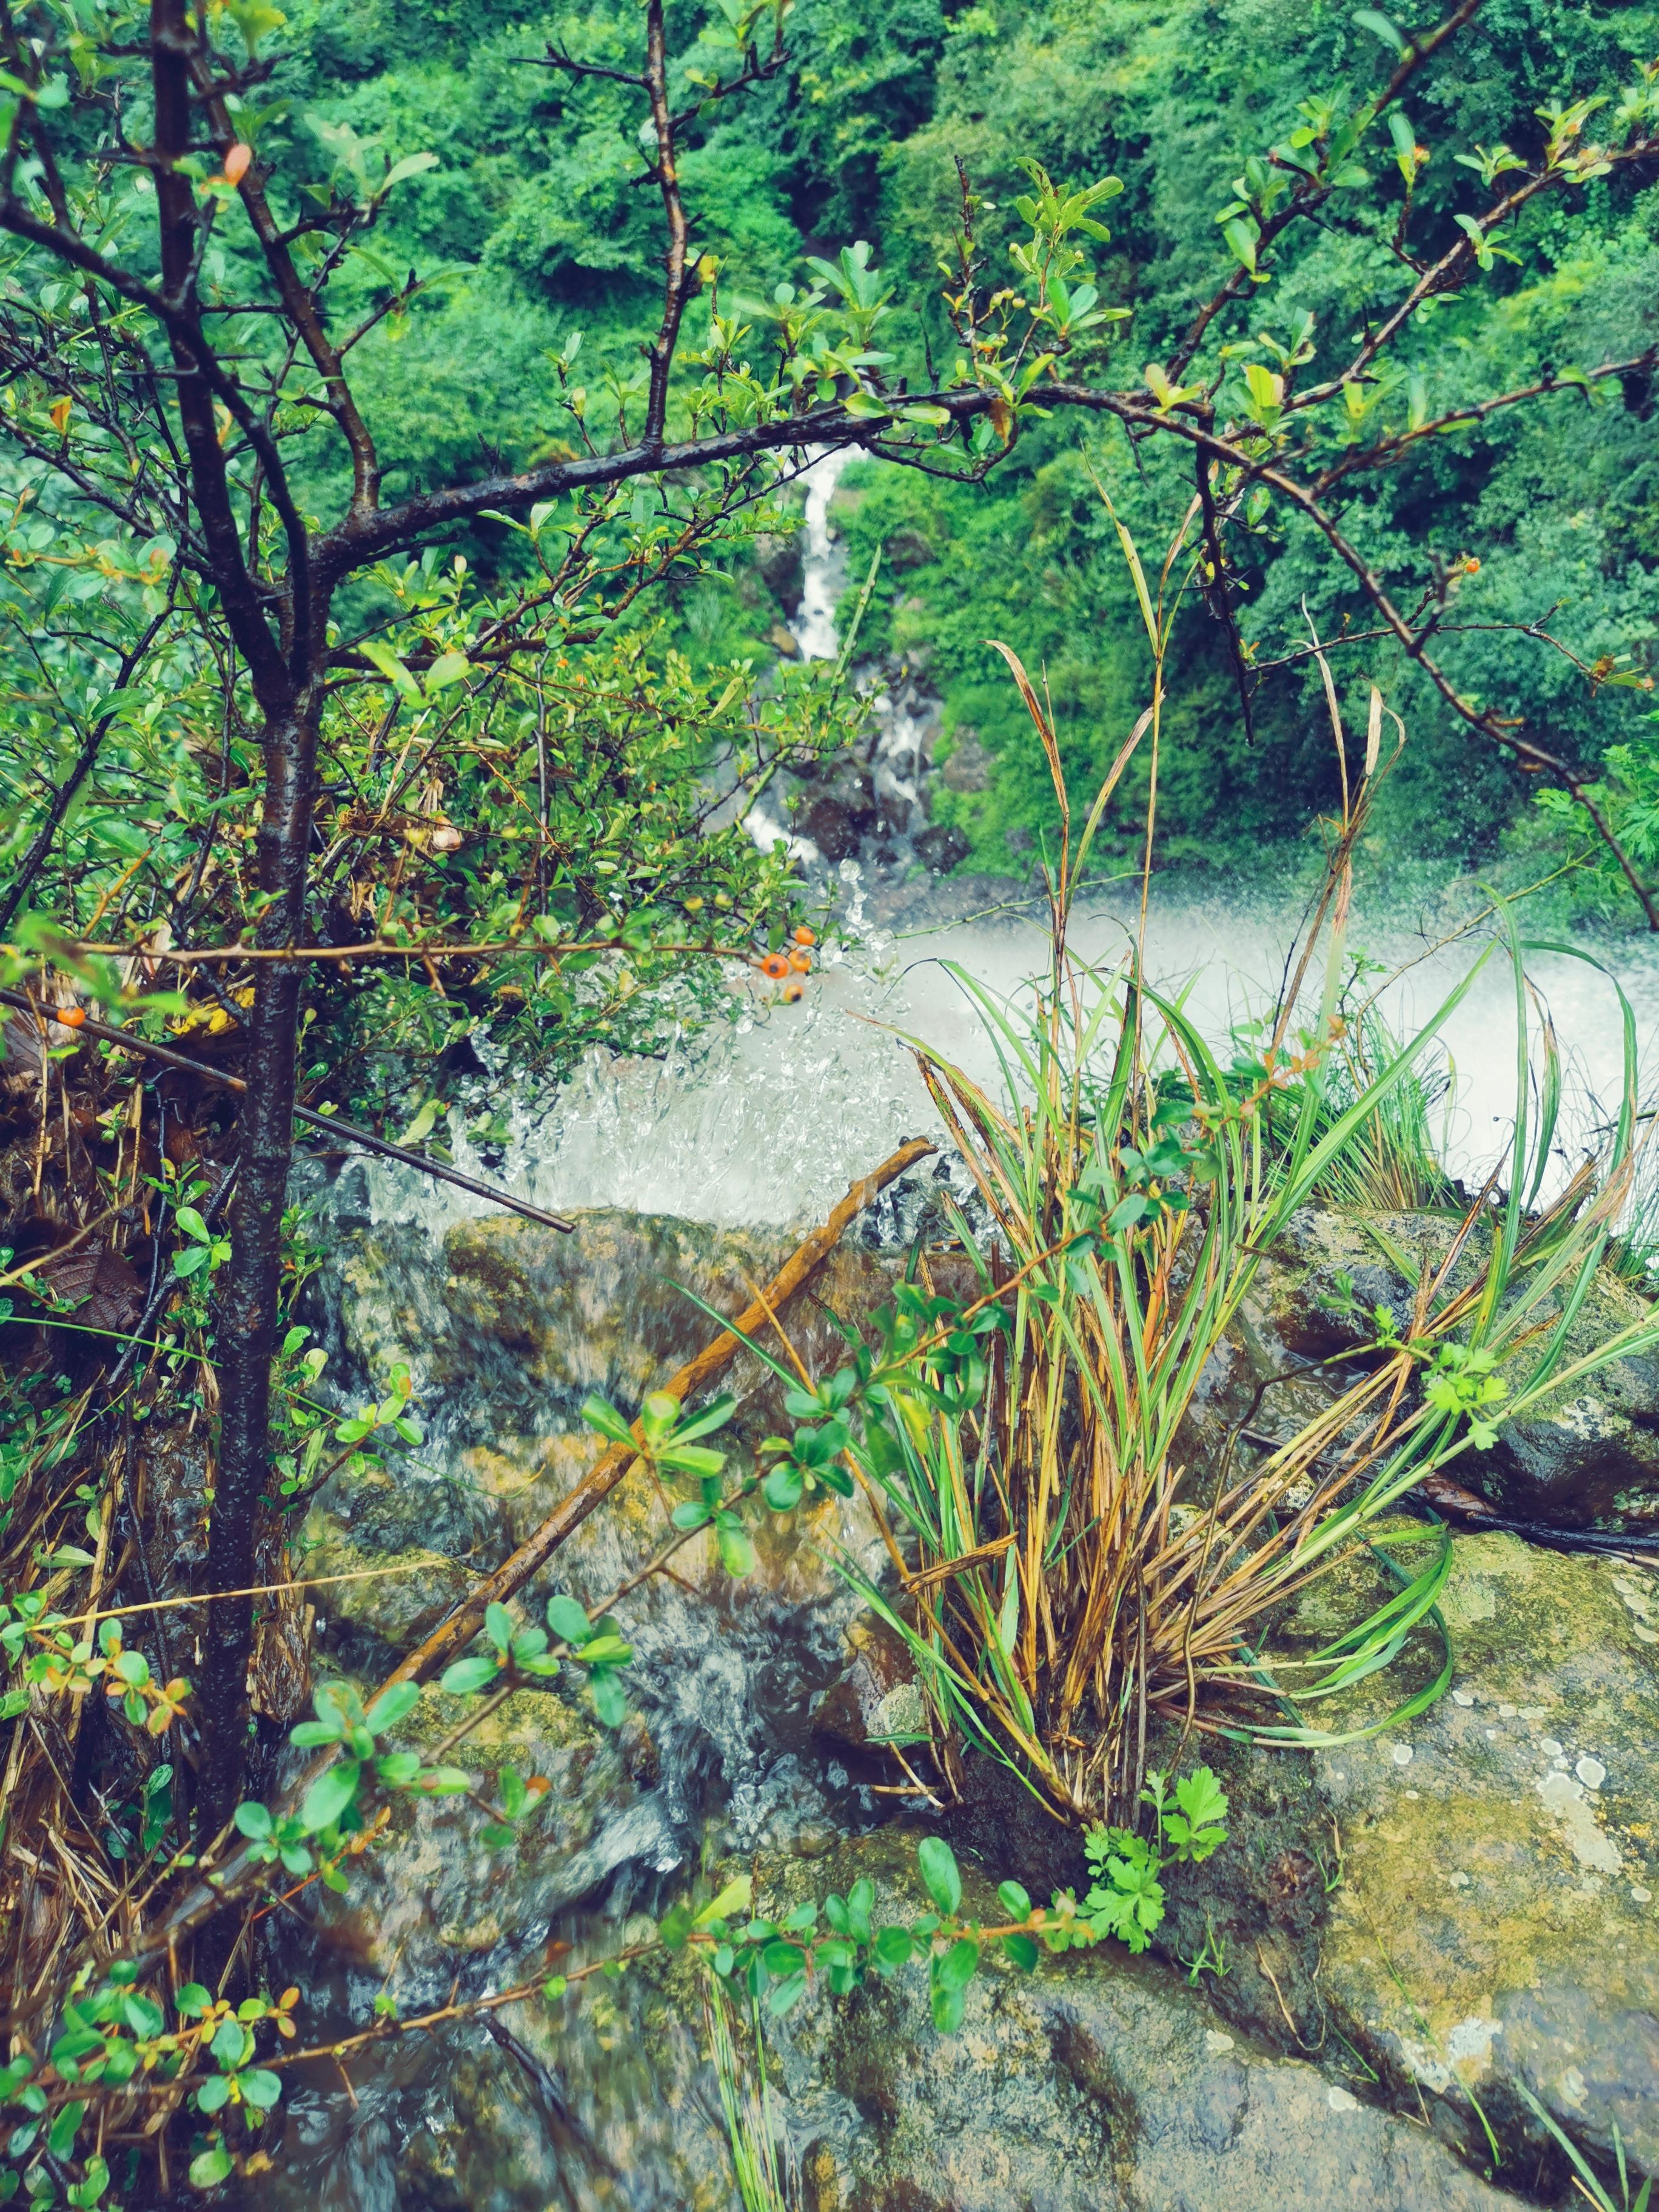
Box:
[716,1522,756,1578]
[581,1394,636,1447]
[46,2100,84,2159]
[365,1681,420,1731]
[187,2145,233,2188]
[297,1758,360,1835]
[1352,7,1406,52]
[546,1595,592,1646]
[917,1836,962,1917]
[934,1936,979,1995]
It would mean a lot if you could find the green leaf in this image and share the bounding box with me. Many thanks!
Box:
[762,1463,804,1510]
[440,1654,500,1697]
[188,2146,233,2188]
[1352,7,1406,52]
[232,1801,272,1840]
[546,1595,592,1646]
[365,1681,420,1731]
[716,1522,756,1578]
[382,151,440,190]
[1000,1931,1040,1971]
[46,2100,84,2159]
[581,1395,636,1447]
[934,1936,979,1995]
[656,1443,726,1477]
[397,1096,443,1146]
[297,1758,360,1835]
[239,2068,282,2110]
[917,1837,962,1917]
[571,1633,632,1666]
[424,649,471,695]
[997,1879,1031,1919]
[359,635,422,704]
[1222,217,1258,274]
[589,1672,627,1728]
[694,1874,753,1928]
[484,1601,515,1655]
[414,1765,475,1794]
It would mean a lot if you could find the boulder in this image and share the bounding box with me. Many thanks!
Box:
[797,765,879,863]
[1153,1529,1659,2184]
[915,822,970,875]
[940,726,993,793]
[304,1681,665,1990]
[269,1825,1541,2212]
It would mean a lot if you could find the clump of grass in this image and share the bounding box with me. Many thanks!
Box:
[770,512,1659,1826]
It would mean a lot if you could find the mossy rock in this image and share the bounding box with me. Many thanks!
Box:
[275,1825,1541,2211]
[1159,1530,1659,2185]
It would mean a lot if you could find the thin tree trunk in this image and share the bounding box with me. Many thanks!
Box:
[195,694,320,1833]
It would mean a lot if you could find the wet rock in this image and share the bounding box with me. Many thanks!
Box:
[300,1504,478,1672]
[280,1826,1537,2212]
[309,1681,664,1989]
[884,527,936,571]
[797,765,879,863]
[773,1831,1532,2212]
[1158,1529,1659,2180]
[914,822,970,875]
[755,530,803,613]
[940,726,992,793]
[813,1617,925,1758]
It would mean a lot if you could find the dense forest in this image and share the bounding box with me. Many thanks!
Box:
[270,0,1659,870]
[2,3,1659,2208]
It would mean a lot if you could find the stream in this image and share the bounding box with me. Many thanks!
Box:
[259,451,1659,2212]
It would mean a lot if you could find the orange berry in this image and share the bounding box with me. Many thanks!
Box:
[760,951,791,980]
[788,948,811,973]
[54,1005,85,1028]
[223,142,252,185]
[793,925,817,947]
[783,981,805,1002]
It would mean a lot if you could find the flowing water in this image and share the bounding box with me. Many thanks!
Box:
[266,456,1659,2208]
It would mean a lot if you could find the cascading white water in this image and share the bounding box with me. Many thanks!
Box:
[788,444,857,662]
[324,443,1659,1243]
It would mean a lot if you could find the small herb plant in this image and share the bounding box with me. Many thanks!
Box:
[1053,1768,1231,1957]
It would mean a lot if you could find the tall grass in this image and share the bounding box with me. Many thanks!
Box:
[813,519,1659,1825]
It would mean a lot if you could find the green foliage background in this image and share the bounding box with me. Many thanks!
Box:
[269,0,1659,880]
